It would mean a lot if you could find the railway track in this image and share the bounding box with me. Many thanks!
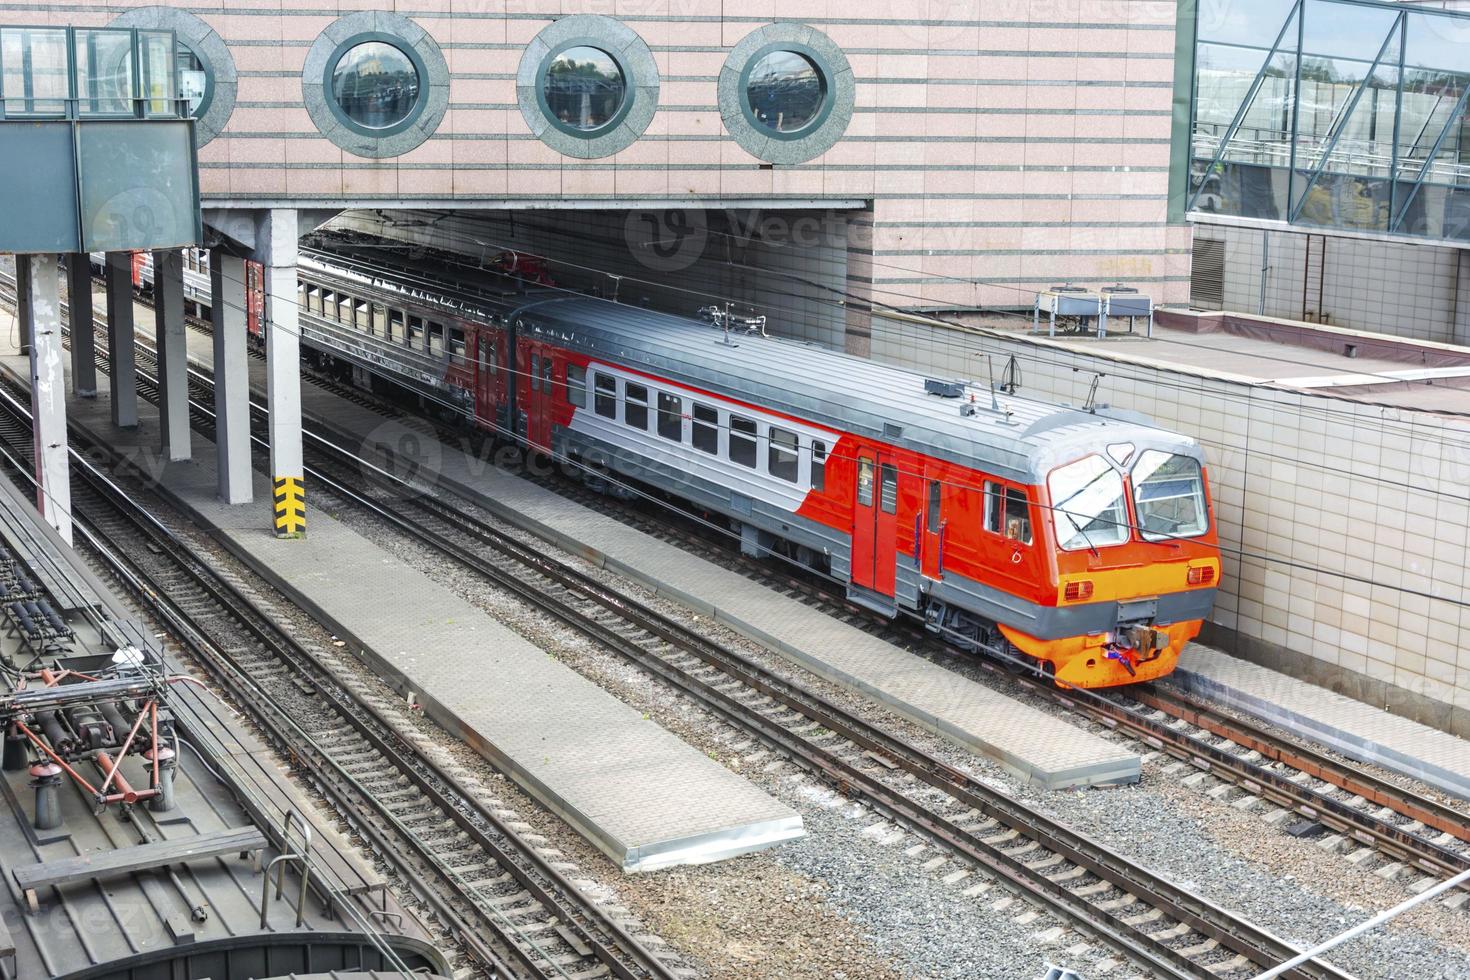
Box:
[94,327,1362,980]
[5,273,1463,973]
[0,375,679,980]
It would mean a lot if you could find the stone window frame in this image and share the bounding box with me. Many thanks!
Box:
[719,24,855,165]
[517,15,660,160]
[303,11,449,160]
[109,5,236,147]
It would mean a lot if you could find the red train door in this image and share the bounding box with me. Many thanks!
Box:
[518,339,553,451]
[851,450,900,598]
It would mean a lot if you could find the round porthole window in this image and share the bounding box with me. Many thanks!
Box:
[326,37,424,135]
[540,45,628,135]
[745,49,826,136]
[517,15,660,159]
[108,6,236,146]
[303,12,448,158]
[720,24,854,165]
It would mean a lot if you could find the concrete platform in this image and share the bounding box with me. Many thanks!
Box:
[1174,646,1470,803]
[143,305,1138,790]
[0,324,803,873]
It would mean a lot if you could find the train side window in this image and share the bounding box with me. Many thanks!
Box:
[927,480,942,529]
[306,286,321,314]
[1004,487,1032,545]
[372,304,386,337]
[657,392,683,441]
[408,315,424,350]
[387,309,403,343]
[692,404,718,454]
[530,353,542,392]
[320,290,334,319]
[594,373,617,418]
[769,427,798,482]
[625,383,648,430]
[541,357,553,392]
[357,301,371,332]
[857,457,874,506]
[729,415,757,468]
[984,481,1002,534]
[428,321,445,356]
[448,327,466,364]
[879,464,898,515]
[810,440,827,491]
[567,364,586,408]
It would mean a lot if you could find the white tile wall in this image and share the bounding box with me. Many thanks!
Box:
[1193,220,1469,344]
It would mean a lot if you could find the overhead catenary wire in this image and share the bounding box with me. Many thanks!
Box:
[19,253,1470,614]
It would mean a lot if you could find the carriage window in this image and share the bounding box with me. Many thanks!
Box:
[449,327,466,364]
[321,291,336,320]
[879,464,898,514]
[625,383,648,429]
[387,310,403,343]
[485,338,498,373]
[730,416,757,468]
[1132,450,1209,541]
[541,357,553,392]
[428,321,445,355]
[567,364,586,408]
[984,481,1002,534]
[657,392,683,441]
[1004,488,1032,545]
[357,301,371,332]
[927,480,942,530]
[769,427,798,482]
[408,315,424,349]
[306,286,321,314]
[692,404,718,454]
[530,353,542,392]
[372,304,387,337]
[810,440,827,491]
[595,373,617,418]
[857,457,874,507]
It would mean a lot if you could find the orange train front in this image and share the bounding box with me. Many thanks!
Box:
[290,247,1220,689]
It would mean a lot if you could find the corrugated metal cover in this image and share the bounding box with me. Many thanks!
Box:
[1191,238,1225,310]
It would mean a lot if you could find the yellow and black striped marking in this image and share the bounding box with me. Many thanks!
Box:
[273,476,305,537]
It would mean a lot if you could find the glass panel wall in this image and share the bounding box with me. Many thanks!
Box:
[1189,0,1470,243]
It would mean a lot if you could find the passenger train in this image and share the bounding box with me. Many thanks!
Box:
[109,243,1221,689]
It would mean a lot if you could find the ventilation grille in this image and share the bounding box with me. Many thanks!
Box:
[1191,238,1225,310]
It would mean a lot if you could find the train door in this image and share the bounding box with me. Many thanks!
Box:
[475,331,500,433]
[850,449,903,602]
[518,339,554,451]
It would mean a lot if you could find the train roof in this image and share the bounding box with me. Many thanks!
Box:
[511,295,1203,485]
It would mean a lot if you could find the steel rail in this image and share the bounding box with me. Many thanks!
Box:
[0,374,674,980]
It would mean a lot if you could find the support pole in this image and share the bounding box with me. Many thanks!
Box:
[104,252,138,429]
[262,209,304,537]
[210,250,252,505]
[152,249,191,461]
[25,255,72,545]
[65,253,97,397]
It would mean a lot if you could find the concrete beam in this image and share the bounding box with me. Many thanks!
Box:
[262,209,305,537]
[210,250,252,505]
[152,250,191,461]
[24,256,71,545]
[65,253,97,398]
[104,252,138,429]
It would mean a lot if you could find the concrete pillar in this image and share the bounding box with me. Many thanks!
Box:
[210,250,252,505]
[65,253,97,397]
[262,209,304,537]
[24,255,72,546]
[104,252,138,429]
[152,249,191,461]
[14,255,32,356]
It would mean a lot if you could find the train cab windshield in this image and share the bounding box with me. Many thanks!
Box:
[1048,454,1130,551]
[1132,450,1209,540]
